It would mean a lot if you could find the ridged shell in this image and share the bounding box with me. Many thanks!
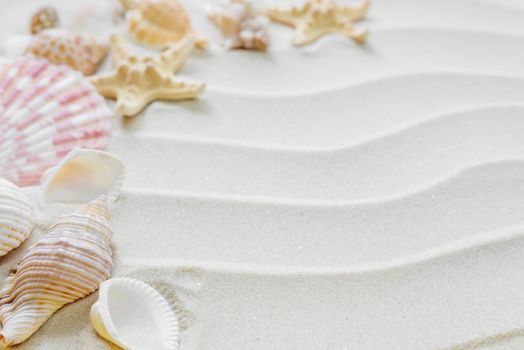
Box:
[91,278,180,350]
[0,57,113,187]
[127,0,197,48]
[0,197,113,347]
[0,179,34,257]
[25,29,107,76]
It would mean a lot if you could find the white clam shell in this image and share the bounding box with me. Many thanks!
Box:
[0,179,34,256]
[0,197,113,346]
[91,278,180,350]
[0,57,113,187]
[39,148,125,208]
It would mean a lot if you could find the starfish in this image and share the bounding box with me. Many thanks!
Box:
[90,34,205,117]
[267,0,370,46]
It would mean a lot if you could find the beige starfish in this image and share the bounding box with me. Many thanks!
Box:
[90,35,205,117]
[267,0,370,46]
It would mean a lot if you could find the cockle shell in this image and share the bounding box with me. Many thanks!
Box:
[91,278,180,350]
[208,0,270,51]
[126,0,206,49]
[25,29,107,75]
[0,57,113,187]
[0,197,113,347]
[30,7,59,35]
[0,179,34,257]
[39,148,125,208]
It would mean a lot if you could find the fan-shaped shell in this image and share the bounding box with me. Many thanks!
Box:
[127,0,203,48]
[91,278,179,350]
[0,179,34,256]
[25,29,107,75]
[0,57,113,187]
[0,197,113,347]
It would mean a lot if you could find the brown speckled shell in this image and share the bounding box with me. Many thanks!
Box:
[25,29,107,75]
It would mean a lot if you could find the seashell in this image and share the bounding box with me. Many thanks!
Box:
[30,7,59,35]
[25,29,107,75]
[0,197,113,347]
[39,148,125,208]
[208,0,270,51]
[126,0,206,49]
[0,57,113,187]
[0,179,34,257]
[91,278,180,350]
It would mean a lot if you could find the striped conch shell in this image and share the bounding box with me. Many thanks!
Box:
[0,197,114,346]
[125,0,206,49]
[0,179,34,257]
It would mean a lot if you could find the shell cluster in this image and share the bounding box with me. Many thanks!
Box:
[25,29,107,75]
[125,0,205,49]
[0,197,114,347]
[208,0,270,51]
[30,7,59,35]
[0,179,34,257]
[0,57,112,187]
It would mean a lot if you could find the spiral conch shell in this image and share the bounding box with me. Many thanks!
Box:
[0,197,114,346]
[0,179,34,257]
[125,0,206,49]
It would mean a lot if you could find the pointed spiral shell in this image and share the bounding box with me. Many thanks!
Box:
[0,197,113,346]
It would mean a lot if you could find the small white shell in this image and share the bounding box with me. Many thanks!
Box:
[0,179,34,256]
[91,278,179,350]
[39,148,125,208]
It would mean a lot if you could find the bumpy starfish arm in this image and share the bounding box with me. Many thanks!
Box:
[155,77,206,100]
[110,35,133,66]
[89,73,121,99]
[156,35,196,75]
[267,2,311,27]
[114,86,151,116]
[337,0,370,22]
[293,18,368,46]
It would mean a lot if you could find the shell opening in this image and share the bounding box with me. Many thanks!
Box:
[39,149,125,209]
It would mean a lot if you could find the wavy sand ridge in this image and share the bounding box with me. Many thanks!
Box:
[112,161,524,267]
[116,228,524,350]
[108,161,524,350]
[182,29,524,93]
[118,73,524,149]
[111,106,524,201]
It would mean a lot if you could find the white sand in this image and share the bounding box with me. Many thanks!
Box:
[1,0,524,349]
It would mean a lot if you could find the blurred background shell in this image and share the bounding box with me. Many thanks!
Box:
[126,0,204,48]
[0,179,34,256]
[0,197,113,347]
[0,57,113,187]
[25,29,107,76]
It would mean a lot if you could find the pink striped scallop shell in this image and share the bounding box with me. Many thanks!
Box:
[0,57,113,187]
